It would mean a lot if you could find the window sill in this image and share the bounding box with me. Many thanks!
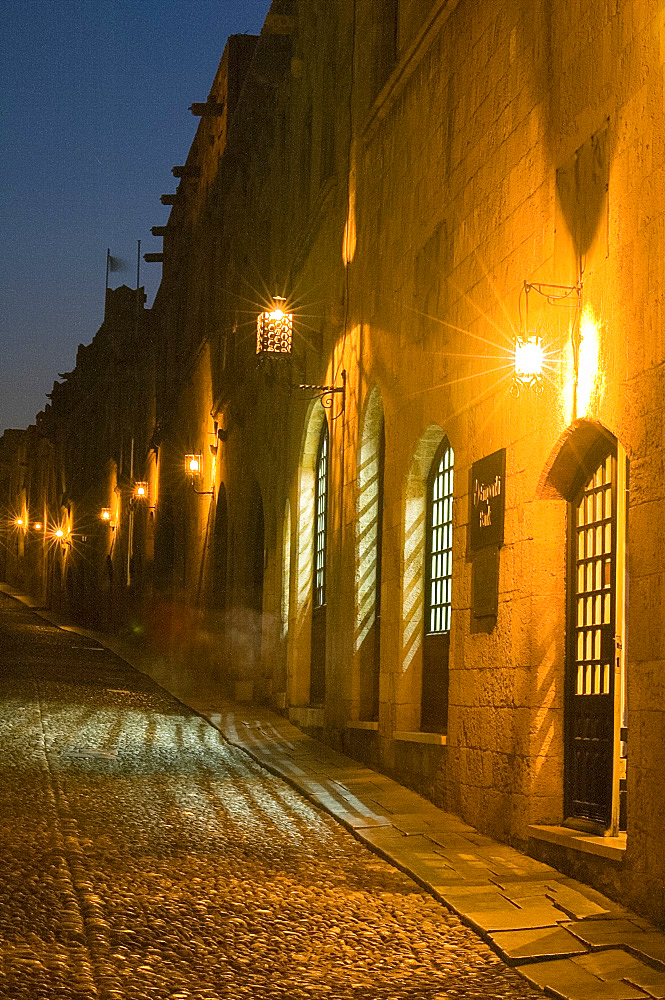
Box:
[393,730,447,746]
[528,824,626,862]
[288,706,325,729]
[346,720,379,731]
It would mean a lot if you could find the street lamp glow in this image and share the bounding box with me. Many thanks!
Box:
[514,335,544,387]
[186,454,201,475]
[256,297,293,354]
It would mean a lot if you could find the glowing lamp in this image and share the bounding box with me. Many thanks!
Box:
[14,517,24,527]
[55,528,64,539]
[186,454,202,475]
[256,297,293,355]
[33,522,43,531]
[101,508,111,522]
[134,482,148,499]
[514,335,544,388]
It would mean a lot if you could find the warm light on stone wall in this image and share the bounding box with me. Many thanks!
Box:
[577,306,600,418]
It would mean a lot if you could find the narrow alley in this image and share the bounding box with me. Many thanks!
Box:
[0,592,542,1000]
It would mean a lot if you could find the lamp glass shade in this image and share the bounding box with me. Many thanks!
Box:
[514,335,544,384]
[256,298,293,354]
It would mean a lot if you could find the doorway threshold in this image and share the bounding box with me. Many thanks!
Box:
[528,824,626,861]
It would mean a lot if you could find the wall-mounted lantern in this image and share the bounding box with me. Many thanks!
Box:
[53,526,70,545]
[255,296,346,412]
[185,453,214,497]
[32,521,43,532]
[133,482,148,500]
[256,297,293,355]
[13,517,25,528]
[512,279,583,396]
[513,335,544,390]
[185,454,202,476]
[101,507,113,525]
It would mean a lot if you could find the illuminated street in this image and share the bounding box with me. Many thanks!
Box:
[0,593,545,1000]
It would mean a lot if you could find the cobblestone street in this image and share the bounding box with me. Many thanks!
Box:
[0,594,546,1000]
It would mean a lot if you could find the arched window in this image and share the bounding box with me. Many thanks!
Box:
[567,443,624,830]
[426,441,454,633]
[422,438,454,733]
[314,422,328,608]
[311,420,329,703]
[540,419,627,834]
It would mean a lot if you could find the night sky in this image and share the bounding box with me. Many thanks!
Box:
[1,0,271,434]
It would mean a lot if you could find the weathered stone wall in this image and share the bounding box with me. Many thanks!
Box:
[3,0,665,925]
[343,0,665,919]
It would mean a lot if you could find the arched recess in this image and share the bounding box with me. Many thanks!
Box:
[539,419,618,502]
[291,401,328,707]
[211,483,228,610]
[154,494,175,592]
[281,499,291,639]
[541,419,627,835]
[399,423,449,733]
[355,386,385,721]
[248,480,265,620]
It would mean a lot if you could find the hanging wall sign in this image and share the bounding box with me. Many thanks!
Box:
[469,448,506,550]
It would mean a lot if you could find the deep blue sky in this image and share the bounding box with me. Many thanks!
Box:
[1,0,271,434]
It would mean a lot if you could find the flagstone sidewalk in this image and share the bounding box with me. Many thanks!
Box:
[3,581,664,1000]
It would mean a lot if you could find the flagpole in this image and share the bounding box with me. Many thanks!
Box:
[135,240,141,344]
[105,248,110,291]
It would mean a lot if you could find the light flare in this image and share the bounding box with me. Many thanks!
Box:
[577,306,600,417]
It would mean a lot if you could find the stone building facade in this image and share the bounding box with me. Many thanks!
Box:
[2,0,665,924]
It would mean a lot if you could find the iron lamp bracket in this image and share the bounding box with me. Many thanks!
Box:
[294,370,346,412]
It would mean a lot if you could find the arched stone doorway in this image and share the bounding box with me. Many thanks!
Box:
[540,419,627,833]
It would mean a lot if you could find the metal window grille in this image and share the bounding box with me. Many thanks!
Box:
[427,444,454,633]
[574,453,615,697]
[314,424,328,608]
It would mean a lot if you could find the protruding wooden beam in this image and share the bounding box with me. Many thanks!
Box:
[172,165,201,179]
[144,253,164,263]
[151,226,168,237]
[189,101,224,117]
[160,194,177,205]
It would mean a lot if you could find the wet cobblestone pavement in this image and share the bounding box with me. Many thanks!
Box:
[0,596,544,999]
